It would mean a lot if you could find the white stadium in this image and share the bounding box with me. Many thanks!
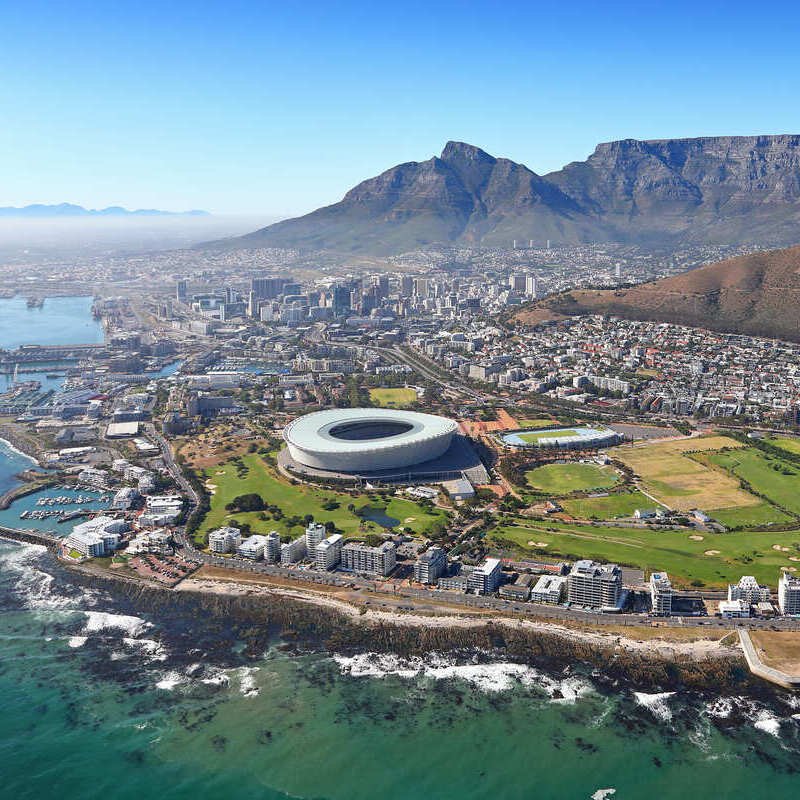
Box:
[283,408,458,473]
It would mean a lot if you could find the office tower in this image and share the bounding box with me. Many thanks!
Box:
[175,279,187,303]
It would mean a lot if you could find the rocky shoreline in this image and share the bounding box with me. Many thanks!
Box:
[55,555,761,696]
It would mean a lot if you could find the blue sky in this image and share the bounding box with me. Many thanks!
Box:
[1,0,799,216]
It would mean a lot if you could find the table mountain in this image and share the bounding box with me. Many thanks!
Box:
[211,136,800,254]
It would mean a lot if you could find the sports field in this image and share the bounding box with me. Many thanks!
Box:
[524,463,618,494]
[562,490,653,520]
[614,435,758,512]
[488,518,800,588]
[199,453,448,543]
[369,387,417,407]
[517,429,579,443]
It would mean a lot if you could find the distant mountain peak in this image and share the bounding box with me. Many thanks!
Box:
[0,203,209,218]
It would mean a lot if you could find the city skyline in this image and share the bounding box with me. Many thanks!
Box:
[2,0,800,215]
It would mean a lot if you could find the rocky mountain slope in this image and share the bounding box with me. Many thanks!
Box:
[211,136,800,254]
[510,245,800,342]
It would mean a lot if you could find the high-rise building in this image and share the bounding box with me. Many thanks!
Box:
[466,558,502,595]
[315,534,343,570]
[280,536,307,564]
[332,284,351,313]
[508,274,527,293]
[728,575,771,606]
[525,275,538,298]
[305,522,327,559]
[779,571,800,615]
[413,277,430,298]
[175,279,187,303]
[649,572,673,616]
[251,277,286,299]
[567,560,622,610]
[341,541,396,577]
[413,546,447,584]
[264,531,281,563]
[400,275,414,297]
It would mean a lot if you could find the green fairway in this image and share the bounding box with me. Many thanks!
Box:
[524,462,619,494]
[766,436,800,456]
[562,490,654,520]
[199,453,449,544]
[706,448,800,516]
[369,387,417,407]
[488,518,800,589]
[517,429,579,443]
[711,502,794,529]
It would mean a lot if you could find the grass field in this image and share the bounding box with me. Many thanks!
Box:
[614,435,758,512]
[749,631,800,674]
[515,418,558,429]
[488,518,800,588]
[517,429,579,443]
[707,448,800,516]
[524,462,619,494]
[765,436,800,456]
[369,387,417,408]
[199,453,448,543]
[710,502,794,529]
[562,490,654,520]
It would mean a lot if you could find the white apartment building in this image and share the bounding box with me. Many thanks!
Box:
[779,571,800,615]
[466,558,502,595]
[264,531,282,563]
[209,526,242,554]
[341,541,396,577]
[305,522,327,559]
[728,576,771,606]
[280,536,307,565]
[315,534,343,571]
[530,574,567,605]
[238,534,269,560]
[567,560,623,611]
[650,572,673,616]
[414,546,447,584]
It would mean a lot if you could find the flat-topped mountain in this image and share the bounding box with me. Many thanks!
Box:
[510,245,800,342]
[211,135,800,254]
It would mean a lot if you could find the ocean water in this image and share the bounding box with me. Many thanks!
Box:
[0,295,103,349]
[1,540,799,800]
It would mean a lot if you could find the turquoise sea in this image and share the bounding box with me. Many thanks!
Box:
[1,541,800,800]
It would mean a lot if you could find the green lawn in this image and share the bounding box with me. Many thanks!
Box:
[517,429,579,443]
[562,490,654,520]
[766,436,800,456]
[199,453,449,543]
[369,387,418,408]
[707,448,800,516]
[524,462,619,495]
[515,418,559,429]
[711,502,794,530]
[488,518,800,589]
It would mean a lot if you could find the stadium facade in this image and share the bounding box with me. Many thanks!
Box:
[283,408,458,473]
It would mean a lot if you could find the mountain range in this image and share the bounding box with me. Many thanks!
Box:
[0,203,208,218]
[213,135,800,254]
[509,244,800,342]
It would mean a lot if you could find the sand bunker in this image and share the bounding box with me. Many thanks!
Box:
[773,545,791,552]
[704,549,720,556]
[528,541,549,547]
[689,535,704,541]
[789,557,800,563]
